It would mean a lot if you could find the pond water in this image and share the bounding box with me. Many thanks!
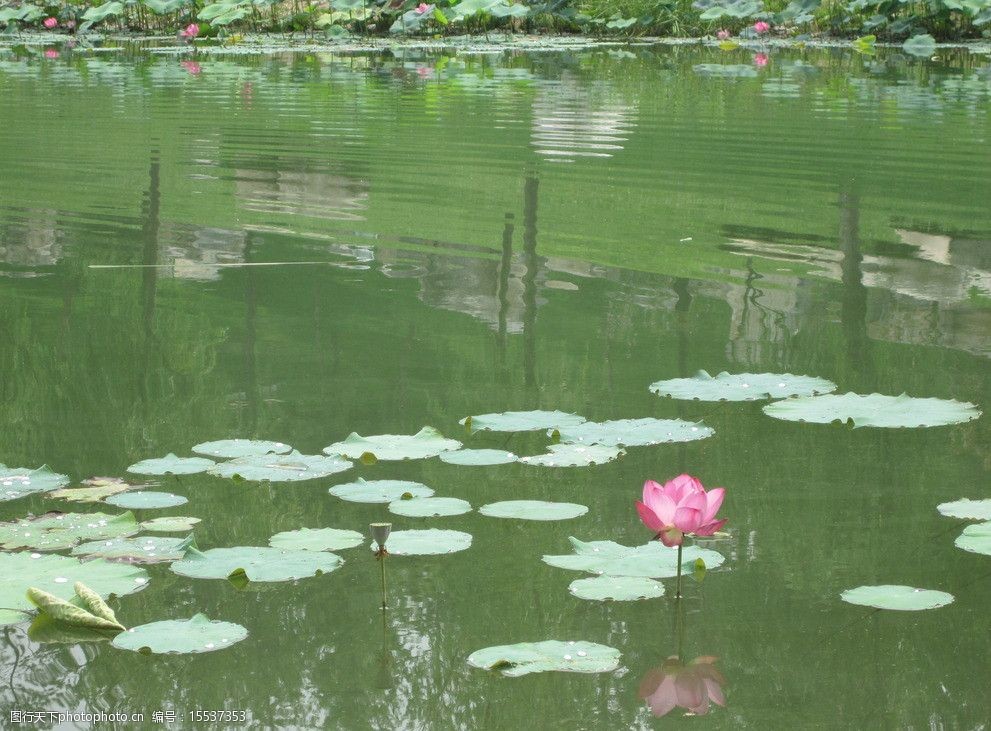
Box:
[0,39,989,729]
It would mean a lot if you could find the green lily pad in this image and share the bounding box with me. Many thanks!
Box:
[568,576,665,601]
[763,393,981,428]
[840,584,954,610]
[955,521,991,556]
[543,537,725,578]
[192,439,292,459]
[140,516,202,532]
[268,527,364,552]
[0,511,140,551]
[209,450,353,482]
[438,449,518,466]
[649,370,836,402]
[388,497,472,517]
[171,546,342,582]
[467,640,620,676]
[553,418,714,447]
[902,33,936,57]
[329,478,434,504]
[113,614,248,654]
[374,529,472,556]
[72,535,193,564]
[49,477,136,504]
[105,491,187,510]
[478,500,588,521]
[460,410,586,433]
[127,454,215,475]
[937,499,991,521]
[0,464,70,502]
[0,552,149,626]
[323,426,461,461]
[519,444,624,467]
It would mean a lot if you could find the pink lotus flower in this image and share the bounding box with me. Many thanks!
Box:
[753,52,769,67]
[180,23,199,39]
[43,17,58,29]
[414,2,430,12]
[639,656,726,718]
[44,49,60,59]
[753,20,770,33]
[181,60,201,75]
[636,474,726,547]
[716,29,731,40]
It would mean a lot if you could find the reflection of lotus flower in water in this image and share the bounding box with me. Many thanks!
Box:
[639,656,726,717]
[753,52,769,67]
[636,474,726,547]
[716,29,730,40]
[181,61,201,75]
[44,49,59,59]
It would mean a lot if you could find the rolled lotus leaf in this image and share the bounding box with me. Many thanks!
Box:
[27,587,124,631]
[73,582,122,627]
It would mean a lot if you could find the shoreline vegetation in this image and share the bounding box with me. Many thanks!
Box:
[1,0,989,42]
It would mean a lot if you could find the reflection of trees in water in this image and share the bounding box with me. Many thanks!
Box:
[235,167,370,223]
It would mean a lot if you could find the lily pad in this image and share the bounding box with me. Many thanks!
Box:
[840,584,954,611]
[478,500,588,521]
[209,450,353,482]
[460,410,586,433]
[954,521,991,556]
[268,527,364,552]
[0,464,70,502]
[374,529,472,556]
[0,511,140,551]
[192,439,292,459]
[937,499,991,521]
[113,614,247,655]
[388,497,472,517]
[141,516,202,532]
[519,444,624,467]
[105,491,187,510]
[49,477,136,504]
[438,449,518,466]
[554,418,714,447]
[323,426,461,461]
[127,454,215,476]
[72,535,193,564]
[0,552,149,626]
[543,537,725,578]
[329,478,434,504]
[762,392,981,428]
[171,546,342,582]
[649,370,836,402]
[902,33,937,57]
[568,576,665,601]
[467,640,620,676]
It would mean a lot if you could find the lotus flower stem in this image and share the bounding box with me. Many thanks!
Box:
[379,554,387,610]
[675,543,683,599]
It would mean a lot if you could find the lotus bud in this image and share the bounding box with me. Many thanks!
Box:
[370,522,392,552]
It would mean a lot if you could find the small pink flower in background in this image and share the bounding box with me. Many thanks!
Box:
[639,656,726,718]
[180,23,200,39]
[753,52,769,67]
[414,2,430,13]
[753,20,770,33]
[716,29,731,40]
[43,17,58,29]
[44,49,59,59]
[636,474,726,547]
[181,60,201,75]
[66,19,76,29]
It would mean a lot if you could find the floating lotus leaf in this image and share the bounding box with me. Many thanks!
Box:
[543,537,725,578]
[460,410,586,433]
[467,640,621,676]
[268,527,364,552]
[323,426,461,461]
[171,546,342,582]
[479,500,588,521]
[568,576,665,601]
[0,552,149,626]
[105,491,187,509]
[329,478,434,504]
[72,535,193,564]
[438,449,518,466]
[0,511,140,551]
[763,393,981,428]
[902,33,937,57]
[388,497,472,517]
[141,516,202,532]
[49,477,136,504]
[553,418,714,447]
[192,439,292,459]
[0,464,70,502]
[840,584,954,610]
[519,444,624,467]
[955,521,991,556]
[937,499,991,521]
[113,614,248,655]
[209,450,353,482]
[374,529,472,556]
[649,370,836,402]
[127,454,215,475]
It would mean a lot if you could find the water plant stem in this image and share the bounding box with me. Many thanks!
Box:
[379,554,387,610]
[675,543,683,599]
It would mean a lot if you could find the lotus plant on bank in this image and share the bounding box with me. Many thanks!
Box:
[636,474,726,598]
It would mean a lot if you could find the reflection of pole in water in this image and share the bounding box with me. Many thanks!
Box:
[242,232,259,434]
[496,213,514,380]
[673,277,692,472]
[522,176,539,389]
[140,153,161,339]
[839,191,869,378]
